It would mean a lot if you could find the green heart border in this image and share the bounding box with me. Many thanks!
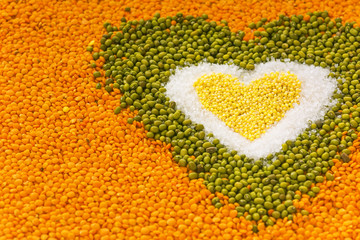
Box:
[91,11,360,225]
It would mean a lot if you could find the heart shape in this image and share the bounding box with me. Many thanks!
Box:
[194,71,302,141]
[165,60,337,159]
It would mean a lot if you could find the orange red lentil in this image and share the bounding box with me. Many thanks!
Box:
[1,0,360,239]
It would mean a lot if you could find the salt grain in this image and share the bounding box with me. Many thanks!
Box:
[165,60,338,160]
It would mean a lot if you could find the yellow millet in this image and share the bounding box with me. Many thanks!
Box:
[194,72,302,141]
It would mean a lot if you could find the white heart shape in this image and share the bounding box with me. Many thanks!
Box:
[165,60,338,160]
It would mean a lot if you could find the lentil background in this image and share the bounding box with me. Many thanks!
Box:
[1,0,360,239]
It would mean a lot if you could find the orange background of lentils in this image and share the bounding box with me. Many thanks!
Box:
[0,0,360,239]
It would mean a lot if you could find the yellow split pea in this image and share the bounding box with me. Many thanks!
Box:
[194,72,301,141]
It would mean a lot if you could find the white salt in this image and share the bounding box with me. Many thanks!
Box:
[164,60,338,160]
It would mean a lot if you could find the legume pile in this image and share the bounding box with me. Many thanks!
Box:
[1,0,360,240]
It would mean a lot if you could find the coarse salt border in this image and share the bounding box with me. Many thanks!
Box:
[165,60,338,160]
